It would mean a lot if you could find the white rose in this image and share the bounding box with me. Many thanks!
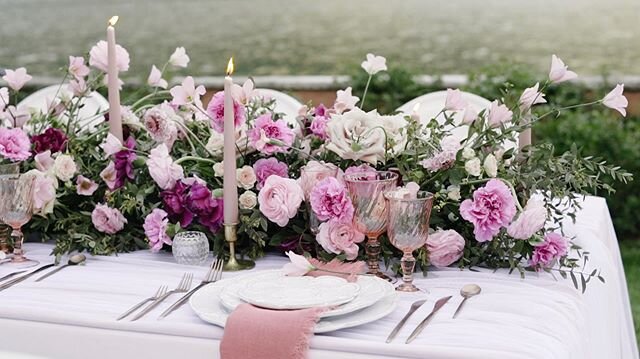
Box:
[464,157,482,177]
[213,162,224,177]
[239,191,257,210]
[205,126,252,158]
[236,165,256,189]
[53,154,77,182]
[462,147,475,160]
[379,113,408,156]
[325,108,386,165]
[447,185,461,201]
[483,154,498,178]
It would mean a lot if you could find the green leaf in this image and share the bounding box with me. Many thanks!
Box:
[570,271,578,290]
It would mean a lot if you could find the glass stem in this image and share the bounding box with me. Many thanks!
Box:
[401,252,416,286]
[365,235,382,274]
[10,228,24,262]
[0,224,10,253]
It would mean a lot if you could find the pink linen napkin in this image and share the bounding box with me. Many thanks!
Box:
[307,258,367,282]
[220,304,324,359]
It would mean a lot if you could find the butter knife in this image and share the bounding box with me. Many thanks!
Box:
[0,264,55,291]
[386,299,427,343]
[405,296,452,344]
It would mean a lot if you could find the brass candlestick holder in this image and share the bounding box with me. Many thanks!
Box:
[223,223,255,271]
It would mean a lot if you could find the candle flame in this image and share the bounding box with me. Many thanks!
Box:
[108,16,119,27]
[226,57,234,76]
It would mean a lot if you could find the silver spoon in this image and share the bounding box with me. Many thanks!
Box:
[452,284,481,319]
[35,254,86,282]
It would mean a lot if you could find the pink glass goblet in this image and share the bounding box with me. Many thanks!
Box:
[0,175,38,268]
[0,163,20,254]
[299,163,338,236]
[384,190,434,292]
[344,171,398,280]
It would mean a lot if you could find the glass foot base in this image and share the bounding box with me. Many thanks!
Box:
[1,257,39,269]
[395,283,420,292]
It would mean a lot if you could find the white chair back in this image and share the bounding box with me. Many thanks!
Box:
[256,88,303,127]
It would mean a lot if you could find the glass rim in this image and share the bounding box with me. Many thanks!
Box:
[343,170,399,183]
[173,231,207,237]
[384,190,434,202]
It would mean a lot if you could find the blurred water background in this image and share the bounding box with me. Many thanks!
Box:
[0,0,638,77]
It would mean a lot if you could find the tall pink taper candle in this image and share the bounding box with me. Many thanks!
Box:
[223,58,239,225]
[107,16,124,142]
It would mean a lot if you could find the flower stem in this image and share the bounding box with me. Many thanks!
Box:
[175,156,216,165]
[360,74,373,109]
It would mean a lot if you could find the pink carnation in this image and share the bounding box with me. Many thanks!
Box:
[427,229,465,267]
[248,113,295,155]
[310,177,354,222]
[419,136,461,172]
[0,127,31,162]
[460,179,516,242]
[530,232,569,268]
[309,115,329,139]
[206,91,246,133]
[317,219,365,260]
[253,158,288,190]
[143,208,172,252]
[91,203,127,234]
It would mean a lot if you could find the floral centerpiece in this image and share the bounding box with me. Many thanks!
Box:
[0,45,631,288]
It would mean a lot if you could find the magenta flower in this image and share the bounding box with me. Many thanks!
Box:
[530,232,569,268]
[460,179,517,242]
[186,181,223,233]
[0,127,31,162]
[161,180,194,227]
[32,128,68,154]
[310,177,354,222]
[113,136,137,189]
[91,203,127,234]
[143,208,172,252]
[206,91,245,133]
[248,113,295,155]
[253,158,289,190]
[309,115,330,139]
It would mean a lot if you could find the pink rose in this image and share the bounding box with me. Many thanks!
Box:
[76,175,99,196]
[206,91,245,133]
[91,203,127,234]
[0,127,31,162]
[248,113,295,155]
[460,179,516,242]
[317,219,365,260]
[253,157,288,190]
[507,199,546,240]
[530,232,569,268]
[89,40,130,73]
[258,175,304,227]
[143,208,172,252]
[298,161,338,199]
[427,229,465,267]
[147,144,184,190]
[310,177,354,222]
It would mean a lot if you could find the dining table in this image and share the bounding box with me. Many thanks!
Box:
[0,195,637,359]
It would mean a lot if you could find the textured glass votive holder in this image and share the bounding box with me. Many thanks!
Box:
[172,231,210,265]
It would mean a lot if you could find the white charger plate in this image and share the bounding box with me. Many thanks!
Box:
[189,277,398,333]
[219,270,394,318]
[235,271,360,310]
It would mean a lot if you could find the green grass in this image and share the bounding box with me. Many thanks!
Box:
[621,241,640,347]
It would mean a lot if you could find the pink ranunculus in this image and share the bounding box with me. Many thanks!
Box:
[444,88,467,111]
[602,84,628,117]
[248,113,295,155]
[310,177,354,222]
[0,127,31,161]
[460,179,517,242]
[147,144,184,190]
[170,76,205,108]
[507,199,547,240]
[91,203,127,234]
[68,56,90,79]
[143,208,172,252]
[258,175,304,227]
[147,65,168,89]
[253,157,288,190]
[309,115,330,139]
[548,54,577,84]
[89,40,130,73]
[519,82,547,111]
[317,219,365,260]
[298,161,338,199]
[99,161,118,190]
[34,150,54,172]
[427,229,465,267]
[2,68,32,92]
[334,87,359,114]
[530,232,569,268]
[206,91,246,133]
[487,100,513,128]
[76,175,99,196]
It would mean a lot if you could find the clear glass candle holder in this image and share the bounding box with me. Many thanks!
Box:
[172,231,210,265]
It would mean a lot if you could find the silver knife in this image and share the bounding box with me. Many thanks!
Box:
[405,296,452,344]
[0,270,27,283]
[0,263,55,291]
[386,299,427,343]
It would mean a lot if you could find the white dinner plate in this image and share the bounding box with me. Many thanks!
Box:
[189,277,398,333]
[235,271,360,310]
[219,270,394,318]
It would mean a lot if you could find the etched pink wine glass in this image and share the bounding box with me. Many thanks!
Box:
[0,175,38,268]
[384,190,434,292]
[343,171,398,280]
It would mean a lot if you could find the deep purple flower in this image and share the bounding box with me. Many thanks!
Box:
[185,182,224,233]
[198,197,224,233]
[314,104,328,117]
[113,136,137,189]
[161,180,194,227]
[32,128,68,154]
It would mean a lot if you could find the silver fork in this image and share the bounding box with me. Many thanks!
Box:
[116,285,168,321]
[130,273,193,321]
[159,258,224,319]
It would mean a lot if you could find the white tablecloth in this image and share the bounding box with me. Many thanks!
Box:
[0,196,637,359]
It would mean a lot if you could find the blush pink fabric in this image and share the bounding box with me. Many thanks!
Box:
[307,258,367,282]
[220,304,324,359]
